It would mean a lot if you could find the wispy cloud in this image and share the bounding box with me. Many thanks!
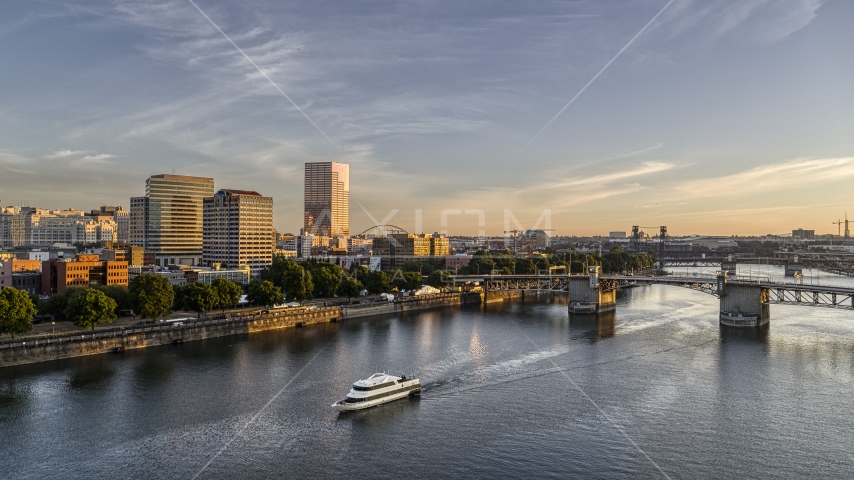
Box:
[674,157,854,200]
[665,0,824,44]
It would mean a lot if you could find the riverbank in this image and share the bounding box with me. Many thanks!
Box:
[0,292,481,368]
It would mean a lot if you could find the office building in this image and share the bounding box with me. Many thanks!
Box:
[130,174,215,267]
[203,189,274,270]
[304,162,349,237]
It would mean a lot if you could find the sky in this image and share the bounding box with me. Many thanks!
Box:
[1,0,853,237]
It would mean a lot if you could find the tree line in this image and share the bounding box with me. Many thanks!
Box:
[455,247,656,275]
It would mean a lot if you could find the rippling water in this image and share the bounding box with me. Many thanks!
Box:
[2,267,853,479]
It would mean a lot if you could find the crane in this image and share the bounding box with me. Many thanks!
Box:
[504,229,522,253]
[833,219,843,238]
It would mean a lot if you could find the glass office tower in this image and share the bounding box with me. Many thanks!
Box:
[304,162,349,237]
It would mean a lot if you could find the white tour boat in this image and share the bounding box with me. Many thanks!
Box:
[332,373,421,411]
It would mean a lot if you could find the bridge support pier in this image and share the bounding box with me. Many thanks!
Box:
[568,266,616,314]
[718,275,770,327]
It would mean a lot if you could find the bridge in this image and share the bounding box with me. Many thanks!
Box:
[660,254,854,276]
[454,267,854,328]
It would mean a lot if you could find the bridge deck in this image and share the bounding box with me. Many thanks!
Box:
[462,274,854,311]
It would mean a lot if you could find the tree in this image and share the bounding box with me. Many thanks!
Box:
[362,270,390,295]
[0,287,37,338]
[349,265,370,281]
[282,263,313,301]
[129,274,174,320]
[42,287,84,321]
[94,285,133,313]
[515,258,537,274]
[248,280,283,307]
[336,276,364,301]
[64,288,117,331]
[426,269,453,288]
[392,271,422,291]
[261,257,313,301]
[308,262,342,298]
[401,260,434,276]
[211,278,243,311]
[182,282,218,317]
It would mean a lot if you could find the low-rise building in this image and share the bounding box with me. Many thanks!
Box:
[41,254,128,294]
[12,272,41,294]
[185,265,251,285]
[153,270,187,287]
[445,254,471,272]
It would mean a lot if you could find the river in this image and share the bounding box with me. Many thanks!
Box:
[1,267,853,479]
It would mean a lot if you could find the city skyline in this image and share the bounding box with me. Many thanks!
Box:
[1,1,853,235]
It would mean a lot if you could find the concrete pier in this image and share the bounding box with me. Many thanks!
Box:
[718,274,770,327]
[567,266,616,313]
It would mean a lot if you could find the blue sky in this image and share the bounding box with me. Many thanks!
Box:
[1,0,852,236]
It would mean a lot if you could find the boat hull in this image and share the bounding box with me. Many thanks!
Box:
[332,382,420,412]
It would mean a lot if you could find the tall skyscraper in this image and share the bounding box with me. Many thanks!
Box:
[203,189,274,271]
[130,174,215,267]
[304,162,349,237]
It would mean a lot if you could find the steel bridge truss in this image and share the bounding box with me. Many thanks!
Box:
[483,276,570,292]
[480,275,854,311]
[768,287,854,310]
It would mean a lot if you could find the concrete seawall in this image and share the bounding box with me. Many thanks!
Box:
[0,307,340,368]
[0,293,481,368]
[343,292,481,319]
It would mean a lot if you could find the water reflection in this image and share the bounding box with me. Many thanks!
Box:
[719,323,769,344]
[569,311,616,342]
[335,396,421,425]
[67,365,115,390]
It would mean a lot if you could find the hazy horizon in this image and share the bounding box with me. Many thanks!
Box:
[2,0,852,236]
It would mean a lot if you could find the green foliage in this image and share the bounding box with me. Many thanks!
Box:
[42,288,84,321]
[248,280,283,307]
[129,274,174,319]
[182,282,218,316]
[467,250,496,275]
[515,258,537,274]
[0,287,37,338]
[172,285,188,311]
[401,259,443,276]
[211,278,243,311]
[349,265,370,281]
[306,261,343,298]
[426,270,452,288]
[362,270,390,295]
[65,289,117,331]
[404,271,423,291]
[336,275,364,301]
[261,257,314,301]
[93,285,133,313]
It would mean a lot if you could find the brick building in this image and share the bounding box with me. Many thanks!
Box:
[41,254,128,294]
